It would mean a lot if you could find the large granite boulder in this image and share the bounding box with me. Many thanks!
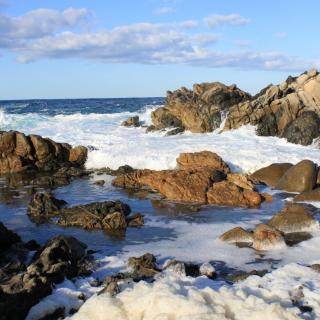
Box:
[0,131,88,174]
[250,163,293,187]
[151,83,250,133]
[275,160,317,192]
[223,69,320,145]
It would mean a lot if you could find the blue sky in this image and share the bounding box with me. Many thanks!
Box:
[0,0,319,99]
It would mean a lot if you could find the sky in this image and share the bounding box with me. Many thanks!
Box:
[0,0,319,99]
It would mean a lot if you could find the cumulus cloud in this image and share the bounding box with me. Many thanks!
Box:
[204,14,250,29]
[0,7,317,72]
[0,7,90,40]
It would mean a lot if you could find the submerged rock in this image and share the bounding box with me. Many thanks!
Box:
[252,224,286,251]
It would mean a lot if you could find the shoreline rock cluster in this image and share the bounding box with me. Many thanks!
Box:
[113,151,263,208]
[0,222,92,320]
[220,203,318,250]
[27,192,144,233]
[0,131,88,175]
[146,69,320,146]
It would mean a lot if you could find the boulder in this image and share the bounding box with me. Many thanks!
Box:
[268,204,318,233]
[0,235,91,320]
[250,163,293,187]
[252,224,286,251]
[176,151,230,173]
[227,173,255,190]
[165,127,185,136]
[0,131,88,175]
[128,253,159,278]
[121,116,140,127]
[275,160,317,192]
[219,227,254,244]
[27,192,67,219]
[294,188,320,202]
[0,222,21,253]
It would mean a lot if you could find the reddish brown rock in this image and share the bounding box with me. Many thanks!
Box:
[207,181,261,208]
[294,188,320,202]
[176,151,230,173]
[0,131,88,174]
[219,227,254,244]
[250,163,293,187]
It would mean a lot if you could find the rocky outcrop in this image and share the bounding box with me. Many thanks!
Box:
[0,131,88,174]
[121,116,140,127]
[294,188,320,202]
[220,203,318,250]
[0,225,92,320]
[150,83,250,133]
[113,151,262,208]
[152,69,320,146]
[224,69,320,145]
[27,193,144,232]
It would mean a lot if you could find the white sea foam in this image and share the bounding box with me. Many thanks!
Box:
[67,263,319,320]
[1,107,320,173]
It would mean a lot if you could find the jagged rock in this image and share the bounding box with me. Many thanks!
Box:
[128,253,159,278]
[176,151,230,173]
[275,160,317,192]
[250,163,293,187]
[282,111,320,145]
[207,181,261,208]
[151,83,250,133]
[268,204,318,233]
[121,116,140,127]
[27,192,66,219]
[95,165,135,176]
[113,151,262,208]
[223,69,320,145]
[294,188,320,202]
[0,234,91,320]
[252,224,286,251]
[219,227,254,244]
[226,173,255,190]
[165,127,185,136]
[0,131,88,174]
[57,201,131,230]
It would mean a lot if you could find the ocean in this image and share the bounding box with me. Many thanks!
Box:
[1,98,320,319]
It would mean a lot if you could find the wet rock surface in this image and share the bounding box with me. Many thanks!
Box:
[113,151,262,208]
[27,193,144,232]
[151,83,250,133]
[0,131,88,175]
[0,222,92,320]
[121,116,140,127]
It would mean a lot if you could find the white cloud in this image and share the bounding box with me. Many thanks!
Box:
[155,6,175,15]
[204,14,250,29]
[0,8,317,72]
[0,7,90,39]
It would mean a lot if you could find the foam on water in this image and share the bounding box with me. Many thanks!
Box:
[1,106,320,173]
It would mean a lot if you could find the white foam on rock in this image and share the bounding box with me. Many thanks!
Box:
[69,263,320,320]
[1,107,320,173]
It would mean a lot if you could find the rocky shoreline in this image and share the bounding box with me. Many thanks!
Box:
[1,70,320,319]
